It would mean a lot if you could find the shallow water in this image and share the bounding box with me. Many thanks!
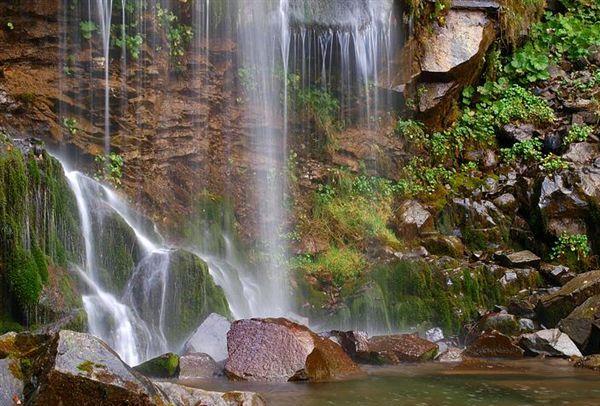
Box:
[179,359,600,405]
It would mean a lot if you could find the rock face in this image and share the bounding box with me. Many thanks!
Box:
[463,331,524,358]
[536,271,600,327]
[359,334,438,364]
[179,353,221,379]
[519,329,582,358]
[224,318,360,382]
[154,382,266,406]
[558,295,600,354]
[134,353,180,379]
[183,313,231,362]
[0,358,24,405]
[31,330,164,405]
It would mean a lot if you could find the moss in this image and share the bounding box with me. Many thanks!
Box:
[77,360,104,374]
[7,247,43,308]
[133,353,180,378]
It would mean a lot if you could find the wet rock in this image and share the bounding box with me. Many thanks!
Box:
[422,235,465,258]
[360,334,438,364]
[563,142,598,164]
[558,295,600,354]
[493,193,517,214]
[179,353,221,379]
[418,81,456,112]
[519,329,582,357]
[134,353,180,379]
[437,347,464,363]
[539,264,575,286]
[499,123,536,143]
[31,330,164,405]
[394,200,434,238]
[421,10,495,79]
[225,318,360,382]
[477,313,520,336]
[543,132,562,154]
[494,250,541,269]
[154,382,266,406]
[463,331,524,359]
[538,174,589,237]
[574,355,600,371]
[0,358,24,405]
[324,330,370,360]
[536,271,600,327]
[183,313,231,362]
[519,318,536,333]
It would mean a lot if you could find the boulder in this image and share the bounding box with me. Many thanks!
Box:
[31,330,164,405]
[179,353,221,379]
[324,330,369,360]
[493,193,517,214]
[536,270,600,327]
[539,264,575,286]
[558,295,600,354]
[134,353,180,379]
[494,251,541,269]
[394,200,434,238]
[538,174,589,237]
[0,358,24,405]
[437,347,464,363]
[463,331,524,359]
[358,334,438,364]
[475,312,520,337]
[519,318,536,332]
[519,329,582,357]
[183,313,231,362]
[224,318,360,382]
[425,327,444,343]
[499,123,537,143]
[422,235,465,258]
[154,382,266,406]
[563,142,598,164]
[574,355,600,371]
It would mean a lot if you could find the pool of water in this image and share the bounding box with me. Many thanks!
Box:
[178,359,600,405]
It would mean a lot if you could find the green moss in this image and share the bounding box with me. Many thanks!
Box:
[77,360,104,374]
[7,247,43,308]
[133,353,180,378]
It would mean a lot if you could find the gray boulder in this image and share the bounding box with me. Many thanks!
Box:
[183,313,231,362]
[179,353,221,379]
[154,382,266,406]
[519,329,582,357]
[0,358,24,405]
[558,295,600,354]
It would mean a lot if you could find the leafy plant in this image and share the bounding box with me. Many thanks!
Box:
[501,139,543,163]
[95,152,124,186]
[80,20,97,40]
[540,154,570,173]
[565,124,593,144]
[551,233,591,262]
[156,5,193,64]
[62,117,78,135]
[115,32,143,60]
[395,119,426,146]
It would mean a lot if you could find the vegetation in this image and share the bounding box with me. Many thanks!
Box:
[94,152,124,186]
[565,124,593,145]
[156,4,193,66]
[551,233,591,270]
[79,20,97,40]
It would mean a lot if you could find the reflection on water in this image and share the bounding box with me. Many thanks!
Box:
[178,359,600,405]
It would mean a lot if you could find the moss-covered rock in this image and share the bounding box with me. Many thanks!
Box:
[133,352,180,378]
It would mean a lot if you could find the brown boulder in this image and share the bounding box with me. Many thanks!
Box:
[558,295,600,354]
[154,382,265,406]
[224,318,360,382]
[358,334,438,364]
[463,331,524,359]
[536,271,600,327]
[324,330,370,360]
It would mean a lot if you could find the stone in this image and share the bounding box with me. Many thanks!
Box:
[422,235,465,258]
[418,82,456,112]
[421,10,495,79]
[574,355,600,371]
[394,200,434,238]
[134,353,180,379]
[494,251,541,269]
[154,382,266,406]
[31,330,164,405]
[477,313,520,336]
[536,271,600,327]
[499,123,537,143]
[324,330,370,360]
[426,327,444,343]
[493,193,517,213]
[437,347,464,363]
[539,264,575,286]
[538,174,589,237]
[0,358,24,405]
[451,0,500,12]
[563,142,598,164]
[358,334,438,364]
[224,318,360,382]
[519,329,582,358]
[183,313,231,362]
[519,318,536,332]
[463,331,524,359]
[179,353,221,379]
[558,295,600,354]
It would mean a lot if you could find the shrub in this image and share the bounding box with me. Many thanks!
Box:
[565,124,593,145]
[80,21,97,40]
[551,233,591,270]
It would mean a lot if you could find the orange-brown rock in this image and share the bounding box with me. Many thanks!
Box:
[463,331,524,359]
[357,334,439,364]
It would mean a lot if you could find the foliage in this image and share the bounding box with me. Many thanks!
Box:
[115,31,143,60]
[298,247,365,288]
[540,154,570,173]
[551,233,591,265]
[565,124,593,145]
[395,119,427,146]
[501,139,543,163]
[94,152,124,186]
[506,43,550,83]
[156,4,193,65]
[62,118,78,135]
[79,20,97,40]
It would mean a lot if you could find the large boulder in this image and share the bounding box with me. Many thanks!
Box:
[134,353,180,379]
[178,353,221,379]
[358,334,438,364]
[558,295,600,354]
[494,251,541,269]
[224,318,360,382]
[463,331,524,359]
[323,330,370,361]
[536,271,600,327]
[154,382,265,406]
[183,313,231,362]
[518,329,582,358]
[31,330,164,405]
[394,200,434,239]
[538,173,589,237]
[0,358,24,405]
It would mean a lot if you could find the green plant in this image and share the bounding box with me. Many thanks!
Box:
[395,119,426,146]
[565,124,593,144]
[7,22,14,30]
[62,117,78,135]
[299,246,365,288]
[95,152,124,186]
[540,154,570,173]
[551,233,591,262]
[80,20,97,40]
[156,5,193,63]
[501,139,543,163]
[115,32,143,60]
[506,43,550,83]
